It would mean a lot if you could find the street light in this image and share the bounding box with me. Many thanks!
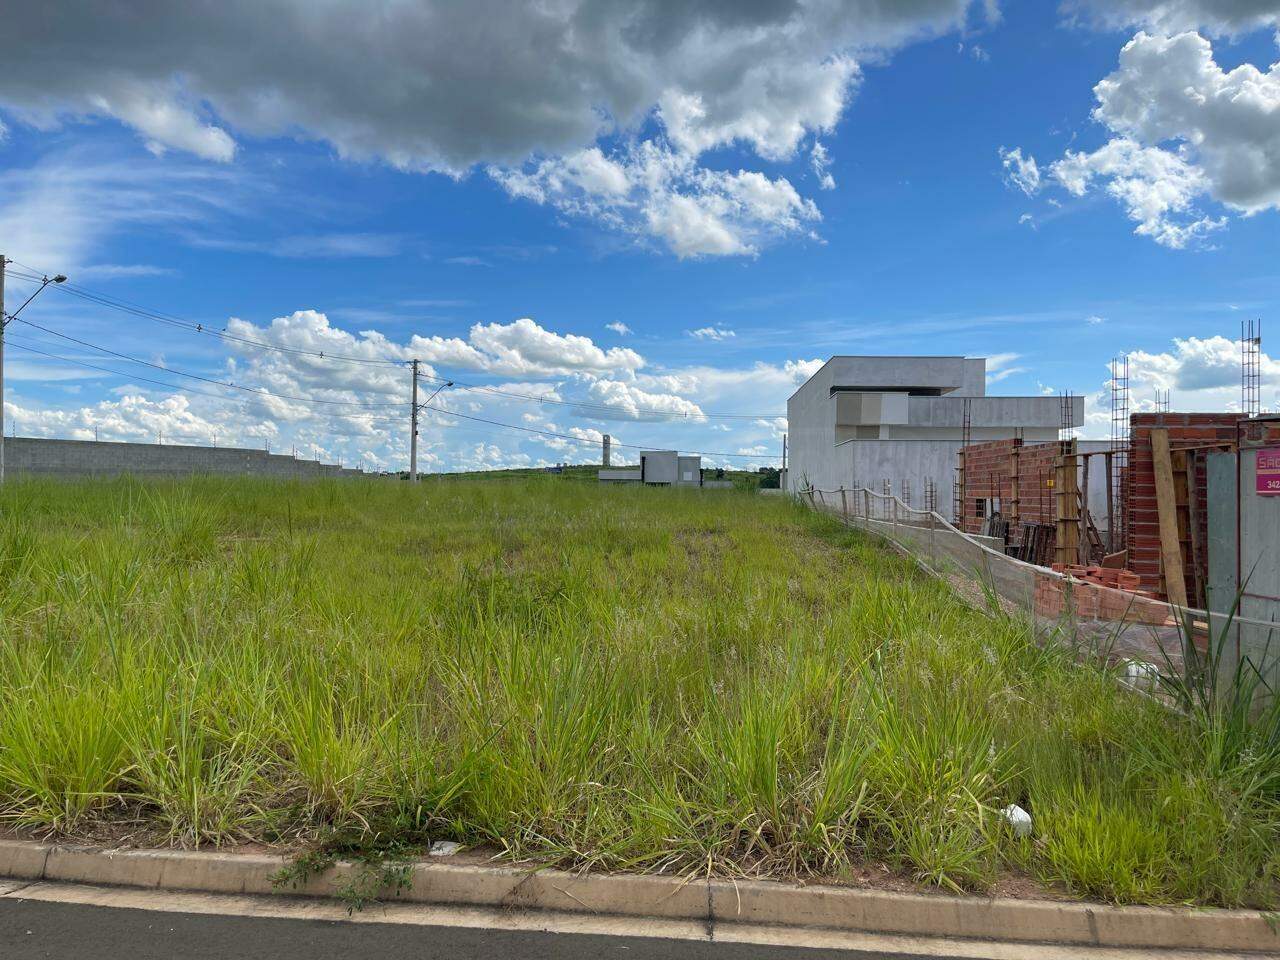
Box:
[0,257,68,483]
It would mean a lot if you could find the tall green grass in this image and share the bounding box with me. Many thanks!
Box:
[0,475,1275,907]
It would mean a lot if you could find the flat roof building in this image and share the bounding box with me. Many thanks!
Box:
[786,356,1082,518]
[598,450,702,486]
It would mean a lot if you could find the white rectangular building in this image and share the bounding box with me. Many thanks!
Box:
[598,450,702,486]
[785,356,1082,515]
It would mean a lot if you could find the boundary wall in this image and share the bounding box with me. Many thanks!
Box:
[803,485,1278,688]
[2,437,366,480]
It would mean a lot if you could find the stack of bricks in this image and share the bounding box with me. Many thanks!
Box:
[1033,570,1174,625]
[1051,563,1142,592]
[959,438,1063,545]
[1125,413,1245,600]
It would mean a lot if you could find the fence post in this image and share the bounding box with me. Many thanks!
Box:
[840,487,848,524]
[863,489,870,522]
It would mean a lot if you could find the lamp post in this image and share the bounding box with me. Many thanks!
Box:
[0,257,68,484]
[409,360,451,482]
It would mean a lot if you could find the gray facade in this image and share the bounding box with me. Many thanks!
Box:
[1,437,366,480]
[786,355,1083,515]
[598,450,702,486]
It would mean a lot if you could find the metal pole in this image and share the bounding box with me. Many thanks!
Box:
[410,359,419,482]
[781,434,787,490]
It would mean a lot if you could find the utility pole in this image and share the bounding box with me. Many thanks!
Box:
[781,433,787,491]
[0,258,66,484]
[409,362,452,482]
[410,359,420,482]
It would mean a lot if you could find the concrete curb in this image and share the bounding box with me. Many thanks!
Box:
[2,839,1276,953]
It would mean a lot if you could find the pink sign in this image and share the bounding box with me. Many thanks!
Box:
[1258,447,1280,496]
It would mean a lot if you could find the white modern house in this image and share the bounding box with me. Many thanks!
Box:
[785,356,1083,512]
[599,450,702,486]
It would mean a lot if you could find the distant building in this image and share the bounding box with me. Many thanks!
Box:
[786,356,1082,514]
[598,449,702,486]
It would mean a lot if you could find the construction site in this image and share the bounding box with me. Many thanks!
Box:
[791,327,1279,686]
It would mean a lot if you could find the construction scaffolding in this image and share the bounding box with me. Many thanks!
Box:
[1110,354,1130,552]
[1243,319,1262,418]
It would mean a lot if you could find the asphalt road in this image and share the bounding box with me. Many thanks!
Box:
[1,897,935,960]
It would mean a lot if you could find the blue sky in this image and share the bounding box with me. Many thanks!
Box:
[1,0,1278,471]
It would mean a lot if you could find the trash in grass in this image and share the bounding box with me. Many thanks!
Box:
[429,840,461,857]
[1000,804,1032,838]
[1121,659,1160,689]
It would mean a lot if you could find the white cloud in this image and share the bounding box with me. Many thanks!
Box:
[4,392,261,446]
[224,311,645,383]
[1086,315,1106,325]
[687,326,737,341]
[1011,29,1280,247]
[1090,32,1280,214]
[1071,335,1280,435]
[811,140,837,190]
[985,352,1026,384]
[1127,334,1279,392]
[0,152,243,272]
[578,379,705,422]
[1066,0,1280,35]
[605,321,632,336]
[493,142,821,258]
[1018,212,1035,226]
[0,2,994,258]
[1050,137,1226,248]
[999,146,1041,195]
[74,263,177,280]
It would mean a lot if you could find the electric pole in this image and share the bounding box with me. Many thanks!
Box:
[409,362,452,482]
[410,359,419,481]
[0,257,67,484]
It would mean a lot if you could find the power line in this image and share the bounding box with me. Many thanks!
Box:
[11,317,408,409]
[10,338,780,461]
[414,367,782,421]
[420,402,781,461]
[6,339,407,426]
[10,262,787,422]
[6,260,403,368]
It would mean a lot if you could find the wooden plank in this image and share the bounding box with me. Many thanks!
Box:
[1150,428,1189,608]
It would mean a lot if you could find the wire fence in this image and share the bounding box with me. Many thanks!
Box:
[802,484,1278,692]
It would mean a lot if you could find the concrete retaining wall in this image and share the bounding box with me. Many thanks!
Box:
[2,437,367,480]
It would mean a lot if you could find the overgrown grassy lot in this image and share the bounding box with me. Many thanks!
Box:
[0,477,1275,908]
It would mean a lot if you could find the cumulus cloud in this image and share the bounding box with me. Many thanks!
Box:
[0,1,990,257]
[578,379,706,421]
[1089,32,1280,214]
[605,321,632,335]
[1005,28,1280,247]
[493,142,821,257]
[687,326,737,341]
[1127,334,1280,393]
[1051,137,1226,248]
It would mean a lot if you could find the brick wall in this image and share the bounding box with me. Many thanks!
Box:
[959,438,1062,543]
[1125,413,1244,602]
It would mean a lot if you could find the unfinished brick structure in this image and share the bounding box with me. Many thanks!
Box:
[1125,413,1245,604]
[958,437,1063,541]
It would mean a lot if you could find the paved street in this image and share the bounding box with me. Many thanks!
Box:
[1,897,933,960]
